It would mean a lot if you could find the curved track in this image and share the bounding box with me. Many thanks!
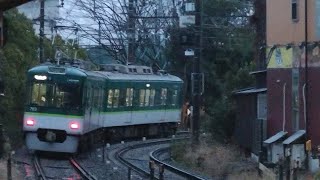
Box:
[114,135,208,180]
[150,147,207,180]
[69,157,98,180]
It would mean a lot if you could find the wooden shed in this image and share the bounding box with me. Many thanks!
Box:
[233,70,267,156]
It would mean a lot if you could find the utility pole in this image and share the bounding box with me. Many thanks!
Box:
[39,0,45,63]
[127,0,136,64]
[192,0,202,144]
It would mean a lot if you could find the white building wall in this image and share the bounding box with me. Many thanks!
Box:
[271,143,284,163]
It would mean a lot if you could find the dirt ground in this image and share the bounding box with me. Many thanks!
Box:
[0,159,25,180]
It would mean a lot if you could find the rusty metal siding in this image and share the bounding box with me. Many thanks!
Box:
[306,68,320,147]
[267,69,293,136]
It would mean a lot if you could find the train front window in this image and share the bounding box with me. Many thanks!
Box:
[29,82,81,109]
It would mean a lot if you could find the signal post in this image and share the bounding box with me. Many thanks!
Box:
[180,0,203,144]
[192,0,202,145]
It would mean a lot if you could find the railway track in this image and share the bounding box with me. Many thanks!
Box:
[150,147,207,180]
[33,154,97,180]
[113,135,208,180]
[115,139,172,179]
[69,157,98,180]
[33,155,47,180]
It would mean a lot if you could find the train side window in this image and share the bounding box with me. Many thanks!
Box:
[145,89,150,106]
[86,86,91,107]
[172,90,178,106]
[139,89,146,107]
[154,89,161,106]
[113,89,120,108]
[119,89,126,107]
[99,88,103,109]
[107,89,113,108]
[161,88,167,105]
[31,83,47,106]
[149,89,155,106]
[126,88,133,106]
[94,88,99,108]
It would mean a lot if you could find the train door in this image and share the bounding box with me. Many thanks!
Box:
[160,87,168,122]
[124,87,133,124]
[84,84,93,132]
[98,86,104,128]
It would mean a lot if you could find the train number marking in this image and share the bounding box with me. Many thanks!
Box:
[30,107,38,112]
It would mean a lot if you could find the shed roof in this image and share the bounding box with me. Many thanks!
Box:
[249,70,267,75]
[264,131,288,144]
[234,88,267,95]
[283,130,305,145]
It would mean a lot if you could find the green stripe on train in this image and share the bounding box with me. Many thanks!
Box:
[101,108,180,114]
[24,112,84,118]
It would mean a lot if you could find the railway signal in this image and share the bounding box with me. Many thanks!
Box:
[191,73,204,95]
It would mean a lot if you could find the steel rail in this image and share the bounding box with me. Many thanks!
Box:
[115,139,173,179]
[115,136,191,179]
[150,147,208,180]
[33,155,47,180]
[69,157,97,180]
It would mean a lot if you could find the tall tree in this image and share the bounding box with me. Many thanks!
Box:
[0,9,39,147]
[62,0,179,68]
[167,0,255,139]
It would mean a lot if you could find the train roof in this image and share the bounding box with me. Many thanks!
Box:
[95,71,183,82]
[28,64,88,77]
[28,64,183,83]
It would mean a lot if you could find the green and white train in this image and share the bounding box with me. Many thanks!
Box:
[23,63,183,153]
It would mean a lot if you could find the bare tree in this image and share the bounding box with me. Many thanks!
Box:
[62,0,179,68]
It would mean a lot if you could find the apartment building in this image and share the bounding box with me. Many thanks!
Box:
[265,0,320,172]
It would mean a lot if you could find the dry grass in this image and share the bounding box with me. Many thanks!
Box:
[183,141,241,176]
[171,136,261,179]
[227,171,261,180]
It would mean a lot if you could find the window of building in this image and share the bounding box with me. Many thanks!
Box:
[292,0,298,21]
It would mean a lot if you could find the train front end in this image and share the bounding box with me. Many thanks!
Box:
[23,65,85,153]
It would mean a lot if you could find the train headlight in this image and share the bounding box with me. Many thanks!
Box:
[34,75,47,81]
[26,118,35,126]
[70,122,79,130]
